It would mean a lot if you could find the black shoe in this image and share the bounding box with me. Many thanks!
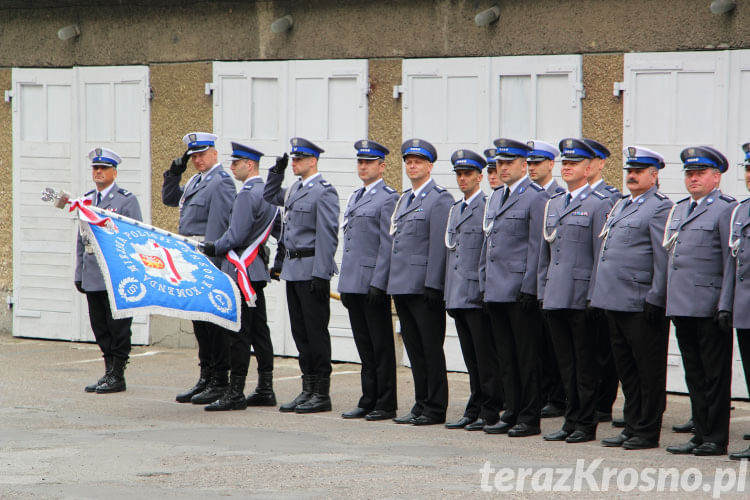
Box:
[412,415,444,426]
[176,366,210,403]
[483,421,513,435]
[96,357,127,394]
[597,411,612,423]
[279,375,315,413]
[245,371,276,407]
[693,442,727,456]
[543,429,570,441]
[540,403,565,418]
[205,375,247,411]
[295,375,332,414]
[191,371,229,405]
[342,407,370,419]
[601,432,630,447]
[612,417,626,428]
[365,409,396,421]
[465,419,490,431]
[508,423,541,437]
[730,446,750,460]
[566,430,595,443]
[445,416,473,429]
[393,412,418,424]
[623,436,659,450]
[85,356,112,393]
[672,418,695,434]
[666,440,699,454]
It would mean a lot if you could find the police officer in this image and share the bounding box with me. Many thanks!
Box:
[339,140,399,421]
[480,139,549,437]
[581,137,621,423]
[526,140,566,418]
[162,132,236,404]
[664,146,736,457]
[76,148,143,393]
[444,149,502,431]
[389,138,454,426]
[539,138,613,444]
[201,142,279,411]
[484,148,504,191]
[592,147,673,450]
[726,142,750,461]
[264,137,339,414]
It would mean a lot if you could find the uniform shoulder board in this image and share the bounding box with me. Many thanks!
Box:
[242,183,254,190]
[719,193,736,203]
[383,185,397,194]
[84,189,95,196]
[654,191,667,200]
[555,186,566,194]
[591,190,608,200]
[551,191,565,199]
[677,196,690,204]
[117,188,132,196]
[741,197,750,205]
[433,185,447,193]
[605,185,619,193]
[529,182,544,192]
[219,170,230,178]
[320,180,332,188]
[452,199,463,207]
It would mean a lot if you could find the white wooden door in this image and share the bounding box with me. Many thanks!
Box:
[401,55,583,372]
[212,59,369,362]
[12,66,151,344]
[623,50,748,397]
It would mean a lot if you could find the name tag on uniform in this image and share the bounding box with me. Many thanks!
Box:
[572,211,589,217]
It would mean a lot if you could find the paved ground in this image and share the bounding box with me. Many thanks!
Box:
[1,335,749,499]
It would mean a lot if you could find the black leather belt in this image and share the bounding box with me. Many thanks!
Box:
[286,248,315,259]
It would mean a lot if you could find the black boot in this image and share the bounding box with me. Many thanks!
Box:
[246,371,277,407]
[176,366,210,403]
[205,375,247,411]
[295,375,332,414]
[279,374,315,413]
[96,357,127,393]
[191,370,229,404]
[85,356,112,393]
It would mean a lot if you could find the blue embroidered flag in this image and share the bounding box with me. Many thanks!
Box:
[80,213,241,332]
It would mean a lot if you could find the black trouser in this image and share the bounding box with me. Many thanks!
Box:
[86,291,132,360]
[230,282,274,377]
[343,293,397,412]
[539,305,566,408]
[545,309,598,435]
[673,316,732,447]
[393,294,448,420]
[286,280,332,376]
[487,302,542,427]
[590,310,619,416]
[193,320,231,372]
[606,309,669,443]
[451,307,502,423]
[738,329,750,396]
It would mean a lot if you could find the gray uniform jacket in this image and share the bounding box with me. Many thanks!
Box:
[338,180,398,294]
[665,189,736,318]
[590,186,673,312]
[722,198,750,327]
[75,183,143,292]
[162,163,236,267]
[538,186,612,310]
[444,192,487,309]
[214,177,279,283]
[387,179,454,295]
[264,171,340,281]
[480,177,549,302]
[593,181,622,202]
[546,179,566,197]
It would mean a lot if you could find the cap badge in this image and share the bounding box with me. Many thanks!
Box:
[457,150,464,158]
[95,148,102,157]
[292,138,299,146]
[361,140,368,149]
[628,147,637,158]
[565,139,573,148]
[527,140,534,148]
[687,148,695,156]
[412,139,420,147]
[189,134,197,142]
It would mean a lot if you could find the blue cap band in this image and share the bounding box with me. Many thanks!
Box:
[745,152,750,161]
[495,146,529,158]
[91,156,118,166]
[291,146,320,157]
[590,147,608,159]
[528,149,555,161]
[625,156,661,167]
[232,150,261,161]
[403,146,435,162]
[357,148,386,158]
[562,147,593,159]
[684,156,719,169]
[188,140,215,148]
[453,158,483,169]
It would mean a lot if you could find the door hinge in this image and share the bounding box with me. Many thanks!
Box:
[4,90,13,103]
[613,81,626,97]
[392,84,406,100]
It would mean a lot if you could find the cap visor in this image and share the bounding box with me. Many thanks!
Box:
[526,156,548,163]
[186,146,210,156]
[452,165,480,172]
[494,154,522,161]
[561,156,587,162]
[91,162,116,168]
[357,154,383,160]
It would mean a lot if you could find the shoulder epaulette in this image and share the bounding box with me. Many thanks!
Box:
[654,191,667,200]
[555,186,566,194]
[719,193,736,203]
[402,188,413,195]
[433,185,447,193]
[383,185,396,194]
[591,190,608,200]
[529,182,544,192]
[84,189,95,196]
[741,197,750,205]
[452,199,462,206]
[551,191,565,199]
[219,170,230,178]
[677,196,690,204]
[320,180,332,188]
[605,185,619,193]
[242,183,254,190]
[117,188,132,197]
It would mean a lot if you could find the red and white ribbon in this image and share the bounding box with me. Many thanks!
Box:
[226,210,278,307]
[69,197,116,229]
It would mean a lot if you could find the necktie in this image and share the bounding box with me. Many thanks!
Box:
[193,175,202,189]
[688,200,698,216]
[501,188,510,206]
[406,192,416,207]
[96,192,102,206]
[460,201,467,214]
[564,193,572,208]
[354,187,364,203]
[623,197,633,209]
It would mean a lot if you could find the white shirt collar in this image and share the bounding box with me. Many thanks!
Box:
[507,175,528,195]
[590,178,604,190]
[568,183,588,201]
[462,188,482,206]
[204,163,223,178]
[363,178,383,194]
[542,179,555,190]
[302,172,322,186]
[95,183,115,201]
[244,175,262,186]
[411,177,433,198]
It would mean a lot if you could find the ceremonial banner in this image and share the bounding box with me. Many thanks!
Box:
[72,199,241,332]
